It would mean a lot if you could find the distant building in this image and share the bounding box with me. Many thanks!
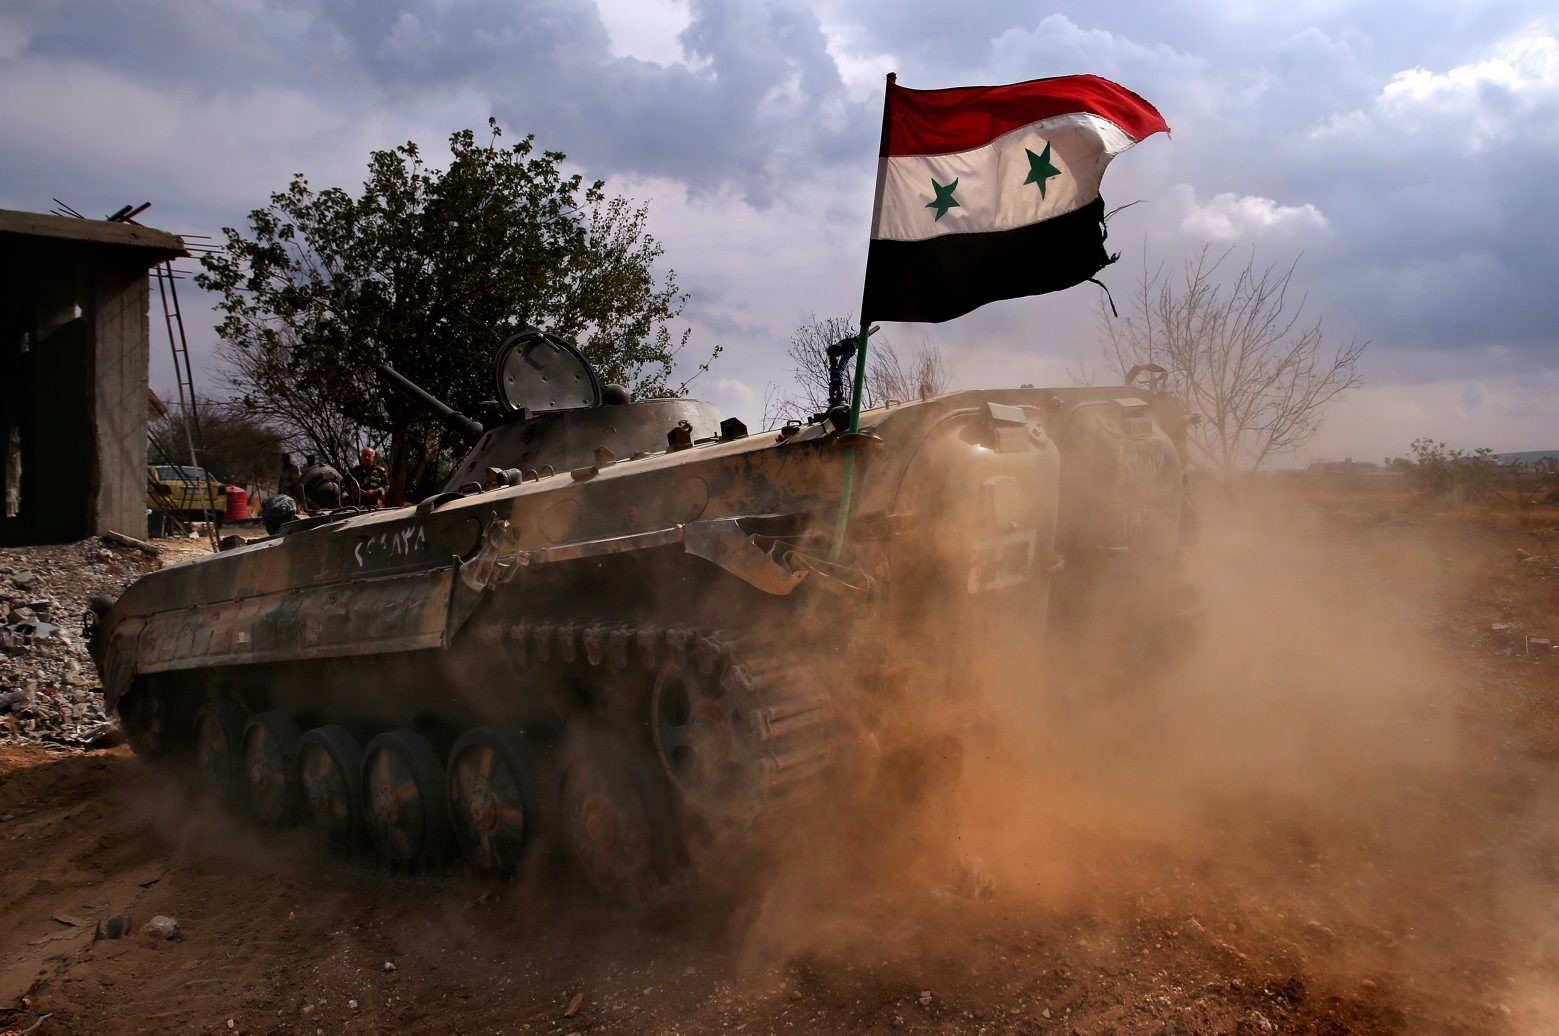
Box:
[1307,457,1382,475]
[0,209,185,545]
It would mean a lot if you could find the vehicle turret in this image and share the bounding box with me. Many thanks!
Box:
[377,327,727,492]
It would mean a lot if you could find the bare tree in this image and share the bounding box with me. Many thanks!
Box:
[867,340,950,406]
[773,313,857,424]
[1097,246,1365,479]
[148,396,287,489]
[217,326,374,476]
[765,313,953,427]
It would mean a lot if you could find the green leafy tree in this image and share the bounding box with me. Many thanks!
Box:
[198,120,712,501]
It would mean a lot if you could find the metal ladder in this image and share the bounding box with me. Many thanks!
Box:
[81,200,223,548]
[149,257,220,548]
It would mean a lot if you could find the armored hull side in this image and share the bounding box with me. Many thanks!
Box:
[90,376,1192,895]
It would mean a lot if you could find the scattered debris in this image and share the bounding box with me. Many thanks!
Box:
[100,531,161,557]
[0,539,203,747]
[4,1011,54,1036]
[3,621,57,640]
[30,928,91,948]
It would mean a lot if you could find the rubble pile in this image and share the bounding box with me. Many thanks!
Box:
[0,538,197,748]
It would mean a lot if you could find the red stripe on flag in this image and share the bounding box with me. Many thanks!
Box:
[882,74,1169,157]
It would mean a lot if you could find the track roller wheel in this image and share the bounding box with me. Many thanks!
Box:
[651,647,833,822]
[362,730,455,865]
[556,725,676,903]
[242,711,303,825]
[447,726,541,876]
[297,725,366,851]
[193,702,248,802]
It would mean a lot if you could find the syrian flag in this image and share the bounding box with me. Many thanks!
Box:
[862,74,1169,324]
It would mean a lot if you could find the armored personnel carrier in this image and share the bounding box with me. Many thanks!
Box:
[88,329,1191,897]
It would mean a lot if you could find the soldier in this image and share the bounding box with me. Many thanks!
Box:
[300,461,344,511]
[260,493,297,535]
[347,446,389,508]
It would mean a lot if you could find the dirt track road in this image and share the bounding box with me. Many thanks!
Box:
[2,505,1557,1034]
[0,743,1407,1035]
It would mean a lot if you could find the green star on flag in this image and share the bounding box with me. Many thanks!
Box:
[1024,142,1061,198]
[926,177,960,221]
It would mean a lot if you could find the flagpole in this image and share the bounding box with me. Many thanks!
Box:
[830,72,896,562]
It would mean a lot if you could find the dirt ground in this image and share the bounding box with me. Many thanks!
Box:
[2,488,1558,1035]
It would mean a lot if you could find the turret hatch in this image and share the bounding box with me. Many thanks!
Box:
[494,329,601,413]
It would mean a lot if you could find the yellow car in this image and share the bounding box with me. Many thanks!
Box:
[147,465,227,518]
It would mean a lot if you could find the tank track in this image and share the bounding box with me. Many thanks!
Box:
[505,618,839,827]
[124,619,845,892]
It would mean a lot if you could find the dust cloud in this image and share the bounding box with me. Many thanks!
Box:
[734,492,1559,1031]
[54,483,1559,1032]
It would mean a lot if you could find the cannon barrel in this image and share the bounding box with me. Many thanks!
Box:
[376,363,484,445]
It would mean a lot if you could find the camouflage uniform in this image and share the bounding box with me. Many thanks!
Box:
[347,461,389,507]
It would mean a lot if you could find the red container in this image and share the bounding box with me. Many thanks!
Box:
[224,486,248,521]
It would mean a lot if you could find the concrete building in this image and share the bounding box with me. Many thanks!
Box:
[0,209,186,545]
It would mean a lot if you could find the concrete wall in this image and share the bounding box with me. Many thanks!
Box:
[0,238,159,545]
[91,265,152,537]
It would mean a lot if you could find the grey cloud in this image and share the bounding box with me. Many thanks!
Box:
[284,0,874,204]
[825,0,1549,81]
[10,0,876,206]
[11,0,295,88]
[11,0,1559,420]
[293,0,613,89]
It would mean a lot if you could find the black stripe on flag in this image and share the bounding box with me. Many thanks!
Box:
[863,197,1112,324]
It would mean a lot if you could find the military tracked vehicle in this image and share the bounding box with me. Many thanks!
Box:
[88,329,1191,898]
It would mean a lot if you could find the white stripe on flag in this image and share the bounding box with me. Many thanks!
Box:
[871,113,1135,243]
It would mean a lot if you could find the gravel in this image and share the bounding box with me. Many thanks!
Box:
[0,537,208,748]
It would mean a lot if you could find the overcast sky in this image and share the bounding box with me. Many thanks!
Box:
[3,0,1556,461]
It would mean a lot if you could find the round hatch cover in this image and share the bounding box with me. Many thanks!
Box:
[493,330,601,413]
